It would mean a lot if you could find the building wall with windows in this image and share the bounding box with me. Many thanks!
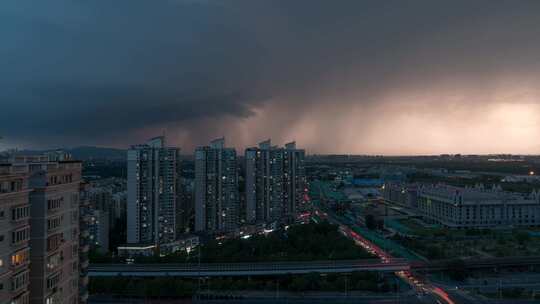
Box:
[382,183,418,208]
[283,142,307,223]
[195,138,239,233]
[127,137,182,246]
[245,140,306,226]
[27,161,82,304]
[245,142,284,224]
[417,184,540,228]
[87,210,109,253]
[0,166,31,304]
[78,183,91,304]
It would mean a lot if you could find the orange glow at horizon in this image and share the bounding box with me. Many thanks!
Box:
[234,84,540,155]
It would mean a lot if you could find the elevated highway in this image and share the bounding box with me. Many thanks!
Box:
[88,259,410,277]
[411,256,540,271]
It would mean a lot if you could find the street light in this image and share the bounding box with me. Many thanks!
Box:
[394,276,401,304]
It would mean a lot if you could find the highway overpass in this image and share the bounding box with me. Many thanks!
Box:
[412,256,540,271]
[88,256,540,277]
[88,259,410,277]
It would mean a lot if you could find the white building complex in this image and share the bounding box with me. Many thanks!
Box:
[195,138,239,233]
[127,137,183,251]
[415,184,540,228]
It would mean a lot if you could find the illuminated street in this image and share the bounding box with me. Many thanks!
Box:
[312,192,456,304]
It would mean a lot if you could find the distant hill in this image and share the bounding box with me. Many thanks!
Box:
[6,146,196,161]
[68,146,127,160]
[10,146,127,161]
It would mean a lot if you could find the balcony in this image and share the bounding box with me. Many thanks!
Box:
[80,276,89,286]
[80,259,89,269]
[10,261,29,272]
[45,292,62,304]
[80,269,88,278]
[81,244,90,253]
[10,241,29,252]
[47,226,62,235]
[10,291,29,304]
[11,280,28,294]
[80,291,89,303]
[79,285,89,299]
[80,253,89,262]
[47,208,61,216]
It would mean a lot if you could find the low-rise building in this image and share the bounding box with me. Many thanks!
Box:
[117,234,199,258]
[382,183,418,208]
[117,243,156,258]
[160,234,199,255]
[417,184,540,228]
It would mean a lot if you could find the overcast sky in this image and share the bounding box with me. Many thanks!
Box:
[2,0,540,154]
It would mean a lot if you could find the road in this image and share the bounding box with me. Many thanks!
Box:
[417,256,540,271]
[89,294,428,304]
[334,223,455,304]
[324,208,540,304]
[88,256,540,279]
[311,186,457,304]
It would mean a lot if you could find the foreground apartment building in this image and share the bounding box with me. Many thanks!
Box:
[0,154,82,304]
[0,164,31,304]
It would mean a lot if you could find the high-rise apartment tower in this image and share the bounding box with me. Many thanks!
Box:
[195,138,239,233]
[127,137,182,246]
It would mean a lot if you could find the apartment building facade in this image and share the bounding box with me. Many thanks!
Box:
[282,142,307,223]
[245,140,306,226]
[28,160,82,304]
[195,138,239,233]
[0,152,84,304]
[127,137,182,247]
[78,184,91,304]
[0,165,31,304]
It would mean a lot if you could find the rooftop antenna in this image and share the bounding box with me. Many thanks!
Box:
[161,128,167,146]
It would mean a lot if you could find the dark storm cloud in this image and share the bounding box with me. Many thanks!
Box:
[2,0,540,153]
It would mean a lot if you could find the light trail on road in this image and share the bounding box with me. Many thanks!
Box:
[344,224,455,304]
[310,185,456,304]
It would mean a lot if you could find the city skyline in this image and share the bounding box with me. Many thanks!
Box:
[3,2,540,303]
[2,1,540,155]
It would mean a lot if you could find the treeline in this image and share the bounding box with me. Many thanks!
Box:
[90,272,396,297]
[91,221,373,263]
[195,221,373,263]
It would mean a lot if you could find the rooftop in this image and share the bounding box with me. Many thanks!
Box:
[419,184,527,202]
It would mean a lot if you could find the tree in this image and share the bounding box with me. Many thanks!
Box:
[365,214,376,230]
[289,276,309,291]
[426,245,444,259]
[445,259,467,281]
[514,231,530,247]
